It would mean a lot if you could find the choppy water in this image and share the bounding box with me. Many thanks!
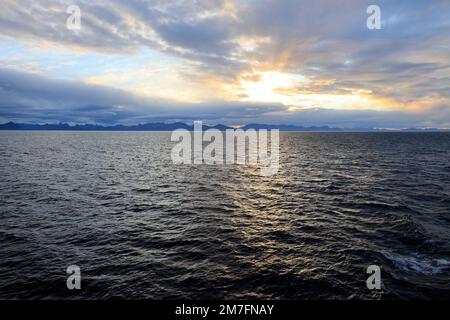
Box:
[0,131,449,300]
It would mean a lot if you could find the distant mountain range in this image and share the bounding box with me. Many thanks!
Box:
[0,122,448,132]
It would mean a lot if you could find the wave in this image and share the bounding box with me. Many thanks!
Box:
[381,251,450,275]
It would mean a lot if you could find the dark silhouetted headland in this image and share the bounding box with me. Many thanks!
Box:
[1,122,448,132]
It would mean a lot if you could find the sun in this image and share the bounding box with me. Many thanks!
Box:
[238,70,393,111]
[239,71,306,104]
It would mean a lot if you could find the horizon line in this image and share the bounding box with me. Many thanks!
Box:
[1,121,449,132]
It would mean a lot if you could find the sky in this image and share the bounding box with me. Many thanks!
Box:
[0,0,449,128]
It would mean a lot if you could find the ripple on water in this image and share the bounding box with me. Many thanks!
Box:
[0,131,450,299]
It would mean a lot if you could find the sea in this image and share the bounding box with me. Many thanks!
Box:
[0,131,449,299]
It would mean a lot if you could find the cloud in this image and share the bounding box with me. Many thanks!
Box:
[0,0,449,127]
[1,67,449,128]
[0,67,285,124]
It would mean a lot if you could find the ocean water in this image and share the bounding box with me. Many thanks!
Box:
[0,131,449,299]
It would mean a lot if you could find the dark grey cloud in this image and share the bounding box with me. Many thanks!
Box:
[0,67,285,124]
